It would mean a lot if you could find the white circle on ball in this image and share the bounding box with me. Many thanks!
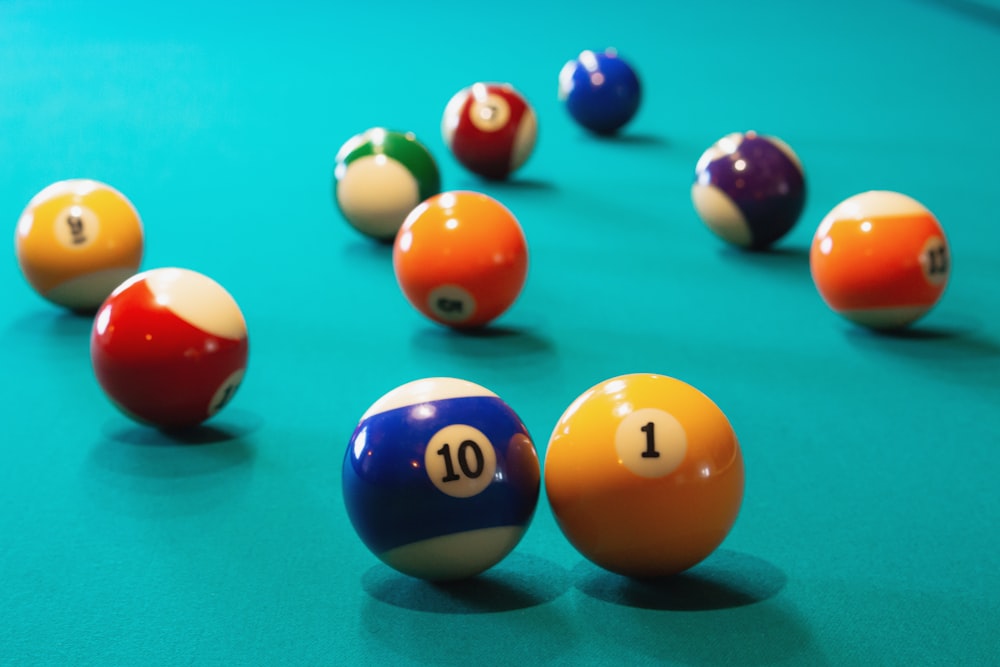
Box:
[53,205,99,249]
[469,92,511,132]
[614,407,687,479]
[208,368,246,416]
[337,155,420,238]
[919,235,950,286]
[424,424,497,498]
[428,284,476,323]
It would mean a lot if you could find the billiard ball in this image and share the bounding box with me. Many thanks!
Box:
[15,179,144,311]
[90,267,249,430]
[442,82,537,180]
[342,377,541,580]
[691,131,806,249]
[545,373,744,578]
[558,48,641,135]
[333,128,441,241]
[393,191,528,328]
[810,190,950,330]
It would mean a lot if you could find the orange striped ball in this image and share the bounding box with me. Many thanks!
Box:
[810,191,949,329]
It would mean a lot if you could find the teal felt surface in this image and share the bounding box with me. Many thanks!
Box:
[2,0,999,664]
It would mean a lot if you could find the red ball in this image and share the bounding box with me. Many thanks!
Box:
[393,191,528,328]
[442,82,538,180]
[90,267,249,429]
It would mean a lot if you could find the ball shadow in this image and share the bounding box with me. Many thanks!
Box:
[84,410,261,517]
[4,307,96,340]
[91,409,262,479]
[359,554,577,664]
[102,409,263,447]
[341,238,394,263]
[847,322,965,342]
[584,131,670,148]
[456,176,559,193]
[573,549,787,611]
[569,550,815,664]
[843,317,1000,357]
[842,316,1000,394]
[410,323,557,360]
[717,244,812,278]
[361,552,571,614]
[915,0,1000,31]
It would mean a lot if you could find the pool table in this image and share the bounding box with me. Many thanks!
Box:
[2,0,999,664]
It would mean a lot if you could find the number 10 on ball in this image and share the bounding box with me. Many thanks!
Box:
[342,378,541,581]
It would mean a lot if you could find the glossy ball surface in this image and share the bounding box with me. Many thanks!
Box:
[442,82,537,180]
[692,131,806,249]
[393,191,528,328]
[343,377,541,581]
[545,373,744,578]
[15,179,144,310]
[91,267,249,429]
[558,48,641,134]
[810,191,950,329]
[333,128,441,241]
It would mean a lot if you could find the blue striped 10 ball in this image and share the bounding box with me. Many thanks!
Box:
[342,377,540,580]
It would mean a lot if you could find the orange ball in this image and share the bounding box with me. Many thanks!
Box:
[15,179,144,311]
[393,191,528,328]
[544,373,745,578]
[810,191,950,329]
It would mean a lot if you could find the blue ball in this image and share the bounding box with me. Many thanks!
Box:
[559,49,642,134]
[342,378,540,580]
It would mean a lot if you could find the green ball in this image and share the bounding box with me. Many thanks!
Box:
[334,128,441,241]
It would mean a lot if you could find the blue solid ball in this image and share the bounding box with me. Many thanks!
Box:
[342,378,540,581]
[559,49,642,134]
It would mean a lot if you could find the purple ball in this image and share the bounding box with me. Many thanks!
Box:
[692,132,806,249]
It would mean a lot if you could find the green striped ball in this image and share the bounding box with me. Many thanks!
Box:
[334,128,441,241]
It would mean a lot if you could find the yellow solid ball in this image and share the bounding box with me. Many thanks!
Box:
[545,373,745,577]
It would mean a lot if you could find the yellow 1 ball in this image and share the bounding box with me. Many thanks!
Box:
[545,373,745,577]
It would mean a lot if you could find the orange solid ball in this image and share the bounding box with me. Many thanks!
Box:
[810,191,950,329]
[15,179,144,311]
[393,191,528,328]
[545,374,744,578]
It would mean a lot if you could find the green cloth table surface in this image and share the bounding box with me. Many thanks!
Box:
[2,1,998,664]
